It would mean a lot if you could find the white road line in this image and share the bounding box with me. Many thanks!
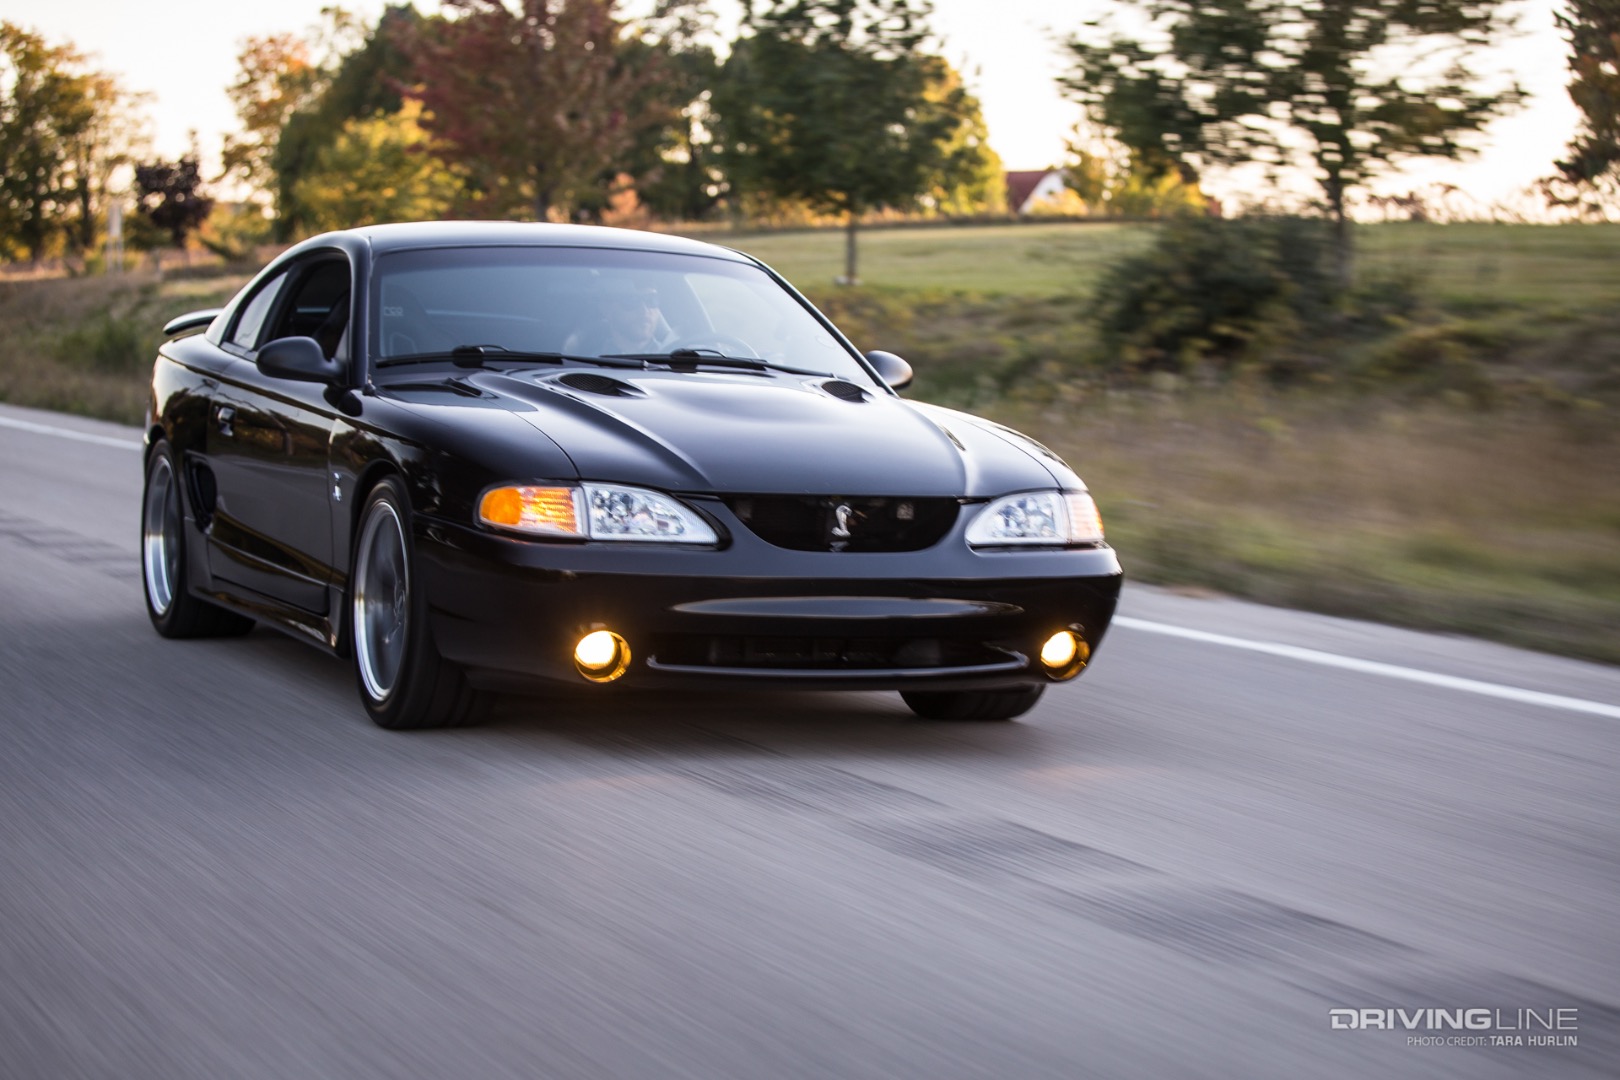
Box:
[1114,615,1620,720]
[0,415,142,451]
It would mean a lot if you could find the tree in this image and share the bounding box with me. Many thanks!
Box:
[221,32,322,219]
[292,100,463,230]
[395,0,671,221]
[1549,0,1620,215]
[602,4,725,223]
[135,157,213,253]
[221,9,367,237]
[275,5,420,236]
[1,23,139,263]
[58,69,147,261]
[917,57,1005,216]
[1063,125,1204,218]
[713,0,989,283]
[1061,0,1523,286]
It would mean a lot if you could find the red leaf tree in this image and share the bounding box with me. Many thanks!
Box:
[396,0,668,221]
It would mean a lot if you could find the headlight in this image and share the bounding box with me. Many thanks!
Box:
[965,491,1103,547]
[479,483,718,544]
[582,483,718,543]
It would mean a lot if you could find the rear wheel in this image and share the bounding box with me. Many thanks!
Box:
[900,686,1045,722]
[141,441,254,639]
[351,478,490,730]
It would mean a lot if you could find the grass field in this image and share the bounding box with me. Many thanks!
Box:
[2,220,1617,663]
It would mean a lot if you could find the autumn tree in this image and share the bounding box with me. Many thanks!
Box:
[292,99,462,230]
[222,32,322,220]
[135,157,213,253]
[222,8,372,237]
[395,0,672,221]
[1548,0,1620,216]
[712,0,993,283]
[0,23,141,263]
[1061,0,1523,286]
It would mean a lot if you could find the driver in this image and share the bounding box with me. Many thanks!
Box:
[570,280,674,355]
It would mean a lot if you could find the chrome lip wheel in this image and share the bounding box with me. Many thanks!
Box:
[354,500,409,702]
[142,454,182,616]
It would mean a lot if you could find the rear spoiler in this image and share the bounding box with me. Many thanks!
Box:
[163,309,221,339]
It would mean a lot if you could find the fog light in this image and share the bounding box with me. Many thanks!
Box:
[574,630,631,683]
[1039,630,1088,679]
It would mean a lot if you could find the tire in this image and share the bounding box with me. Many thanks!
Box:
[901,686,1046,722]
[142,440,255,639]
[350,478,490,730]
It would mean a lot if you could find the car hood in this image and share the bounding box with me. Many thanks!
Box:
[457,368,1066,496]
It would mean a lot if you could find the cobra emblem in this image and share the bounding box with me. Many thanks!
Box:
[831,502,854,539]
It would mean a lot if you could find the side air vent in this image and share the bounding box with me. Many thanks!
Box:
[820,379,870,402]
[557,372,644,397]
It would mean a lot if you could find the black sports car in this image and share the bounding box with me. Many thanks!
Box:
[142,222,1121,729]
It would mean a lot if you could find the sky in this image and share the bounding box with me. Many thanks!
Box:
[0,0,1581,211]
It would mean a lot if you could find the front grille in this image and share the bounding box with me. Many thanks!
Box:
[725,495,959,552]
[649,634,1015,671]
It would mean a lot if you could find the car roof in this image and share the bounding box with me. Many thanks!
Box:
[310,221,755,263]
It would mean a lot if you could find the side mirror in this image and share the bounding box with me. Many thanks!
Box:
[258,336,342,385]
[865,349,914,391]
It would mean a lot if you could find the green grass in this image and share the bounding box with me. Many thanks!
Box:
[716,221,1153,296]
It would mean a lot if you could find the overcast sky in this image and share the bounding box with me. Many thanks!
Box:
[0,0,1580,209]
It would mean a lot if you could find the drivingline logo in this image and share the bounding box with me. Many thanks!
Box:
[1329,1008,1579,1047]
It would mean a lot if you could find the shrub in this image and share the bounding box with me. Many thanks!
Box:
[52,314,155,374]
[1087,215,1339,379]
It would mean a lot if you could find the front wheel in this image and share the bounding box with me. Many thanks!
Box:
[901,686,1045,722]
[351,478,490,730]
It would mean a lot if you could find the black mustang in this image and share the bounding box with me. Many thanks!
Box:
[142,222,1121,729]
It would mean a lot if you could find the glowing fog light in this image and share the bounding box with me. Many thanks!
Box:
[1039,630,1089,679]
[574,629,631,682]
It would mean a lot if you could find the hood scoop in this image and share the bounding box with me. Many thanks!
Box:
[390,378,487,399]
[820,379,871,403]
[556,371,645,397]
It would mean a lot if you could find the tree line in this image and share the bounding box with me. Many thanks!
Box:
[3,0,1617,281]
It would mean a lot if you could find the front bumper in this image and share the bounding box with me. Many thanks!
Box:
[416,507,1122,693]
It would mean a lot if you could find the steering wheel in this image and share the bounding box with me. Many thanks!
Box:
[669,334,759,359]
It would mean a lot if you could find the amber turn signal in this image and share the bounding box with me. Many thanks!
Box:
[479,486,581,536]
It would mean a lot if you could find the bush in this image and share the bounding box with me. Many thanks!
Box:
[1087,215,1339,379]
[52,314,156,374]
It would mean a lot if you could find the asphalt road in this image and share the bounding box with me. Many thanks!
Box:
[2,401,1617,1079]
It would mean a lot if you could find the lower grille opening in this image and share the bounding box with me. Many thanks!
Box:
[649,634,1016,671]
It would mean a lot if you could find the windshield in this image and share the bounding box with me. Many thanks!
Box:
[370,245,873,382]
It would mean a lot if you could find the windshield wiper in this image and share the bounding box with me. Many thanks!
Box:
[605,349,833,379]
[376,346,646,370]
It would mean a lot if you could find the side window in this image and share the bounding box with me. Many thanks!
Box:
[265,259,352,360]
[229,271,287,350]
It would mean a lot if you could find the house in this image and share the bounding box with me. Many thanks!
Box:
[1005,169,1069,216]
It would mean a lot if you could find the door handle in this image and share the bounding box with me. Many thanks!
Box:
[217,405,235,436]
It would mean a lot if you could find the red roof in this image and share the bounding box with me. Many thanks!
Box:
[1005,170,1055,214]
